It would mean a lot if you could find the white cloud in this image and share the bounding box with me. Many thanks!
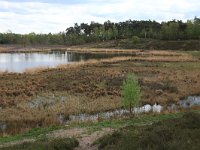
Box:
[0,0,199,33]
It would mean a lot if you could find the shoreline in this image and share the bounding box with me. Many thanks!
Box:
[0,44,199,54]
[0,45,195,63]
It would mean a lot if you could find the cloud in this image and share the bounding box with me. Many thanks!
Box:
[0,0,199,34]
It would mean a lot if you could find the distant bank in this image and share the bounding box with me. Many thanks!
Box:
[1,39,200,53]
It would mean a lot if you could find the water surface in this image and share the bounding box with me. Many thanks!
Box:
[0,51,133,72]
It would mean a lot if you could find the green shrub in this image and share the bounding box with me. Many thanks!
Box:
[0,137,79,150]
[122,74,141,113]
[97,112,200,150]
[132,36,140,44]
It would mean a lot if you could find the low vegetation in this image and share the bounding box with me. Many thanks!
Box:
[97,112,200,150]
[0,16,200,150]
[90,38,200,50]
[0,137,79,150]
[0,50,200,136]
[0,111,198,148]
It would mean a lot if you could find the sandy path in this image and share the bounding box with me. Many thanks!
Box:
[0,127,113,149]
[49,127,113,150]
[74,128,113,150]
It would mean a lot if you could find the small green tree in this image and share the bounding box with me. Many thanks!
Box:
[132,36,140,44]
[122,74,141,113]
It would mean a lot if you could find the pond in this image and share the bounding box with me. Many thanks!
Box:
[0,51,133,72]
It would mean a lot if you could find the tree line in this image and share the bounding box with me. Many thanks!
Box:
[0,17,200,46]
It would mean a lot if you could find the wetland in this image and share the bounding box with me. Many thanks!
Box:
[0,48,200,136]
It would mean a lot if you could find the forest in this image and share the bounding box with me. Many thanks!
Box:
[0,17,200,46]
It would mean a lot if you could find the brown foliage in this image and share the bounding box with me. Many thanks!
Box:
[0,49,200,135]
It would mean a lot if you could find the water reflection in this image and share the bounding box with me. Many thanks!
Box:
[0,51,134,72]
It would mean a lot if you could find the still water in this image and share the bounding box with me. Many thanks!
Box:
[0,51,133,72]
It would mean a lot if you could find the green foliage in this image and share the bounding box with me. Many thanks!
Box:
[122,74,141,113]
[0,32,66,45]
[160,22,180,40]
[0,126,61,144]
[186,19,200,39]
[112,25,118,40]
[132,36,140,44]
[0,137,79,150]
[97,112,200,150]
[1,111,198,146]
[0,17,200,45]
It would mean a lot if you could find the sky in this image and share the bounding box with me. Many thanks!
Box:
[0,0,200,34]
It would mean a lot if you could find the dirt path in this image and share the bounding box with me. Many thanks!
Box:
[0,127,113,149]
[49,127,113,150]
[74,128,113,150]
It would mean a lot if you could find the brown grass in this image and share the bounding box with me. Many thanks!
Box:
[0,49,200,135]
[67,47,187,56]
[0,93,121,135]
